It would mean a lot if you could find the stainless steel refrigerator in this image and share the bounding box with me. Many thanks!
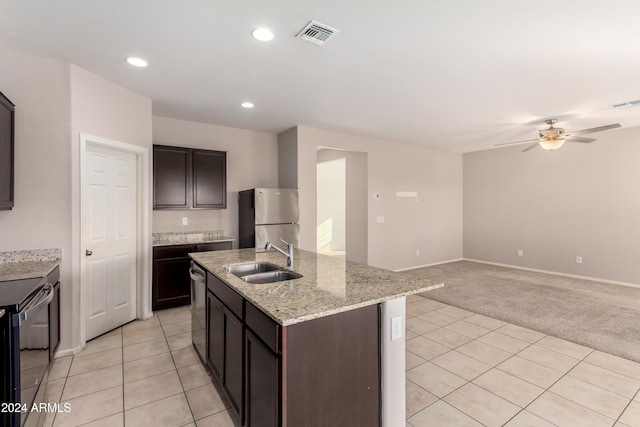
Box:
[238,188,299,249]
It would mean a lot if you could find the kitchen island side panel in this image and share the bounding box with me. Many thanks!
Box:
[282,303,380,426]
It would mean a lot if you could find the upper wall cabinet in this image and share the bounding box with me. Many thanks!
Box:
[153,144,227,210]
[0,91,15,210]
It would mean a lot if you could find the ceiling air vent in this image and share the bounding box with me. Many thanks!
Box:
[296,20,339,45]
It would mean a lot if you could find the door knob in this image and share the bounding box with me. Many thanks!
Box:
[86,250,93,256]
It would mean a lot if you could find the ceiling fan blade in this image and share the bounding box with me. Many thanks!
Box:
[494,138,539,147]
[522,142,540,152]
[571,123,621,135]
[566,136,596,143]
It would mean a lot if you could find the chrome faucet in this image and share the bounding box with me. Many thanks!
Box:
[265,239,294,269]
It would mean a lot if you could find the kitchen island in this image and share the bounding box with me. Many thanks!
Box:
[190,248,442,427]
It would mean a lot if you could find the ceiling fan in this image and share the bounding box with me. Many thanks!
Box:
[495,119,621,152]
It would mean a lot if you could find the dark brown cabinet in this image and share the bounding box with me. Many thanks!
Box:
[152,241,231,311]
[245,330,279,427]
[207,292,224,378]
[225,309,244,417]
[206,288,244,413]
[201,269,380,427]
[283,304,380,427]
[193,149,226,208]
[153,145,226,210]
[0,91,15,210]
[207,273,245,424]
[153,145,189,209]
[205,272,281,427]
[153,255,192,310]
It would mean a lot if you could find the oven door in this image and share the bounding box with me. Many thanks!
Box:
[14,283,53,427]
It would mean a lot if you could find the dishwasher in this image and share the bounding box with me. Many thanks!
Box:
[189,261,207,362]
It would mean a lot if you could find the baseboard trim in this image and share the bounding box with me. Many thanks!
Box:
[54,344,84,358]
[393,258,464,272]
[463,258,640,289]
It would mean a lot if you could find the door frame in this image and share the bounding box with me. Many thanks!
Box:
[79,133,151,346]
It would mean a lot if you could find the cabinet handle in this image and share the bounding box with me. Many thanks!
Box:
[85,250,93,256]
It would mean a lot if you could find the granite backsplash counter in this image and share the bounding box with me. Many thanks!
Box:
[0,249,62,281]
[190,248,443,326]
[153,230,235,247]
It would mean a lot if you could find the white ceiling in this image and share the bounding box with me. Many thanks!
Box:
[1,0,640,152]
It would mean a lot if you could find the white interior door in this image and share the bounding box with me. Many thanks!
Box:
[83,143,138,340]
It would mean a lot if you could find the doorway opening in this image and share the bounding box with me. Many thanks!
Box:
[316,148,368,264]
[317,156,346,257]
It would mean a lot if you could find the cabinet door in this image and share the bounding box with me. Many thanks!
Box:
[0,92,14,210]
[245,330,279,427]
[207,292,224,380]
[224,309,244,421]
[197,241,232,252]
[192,149,226,209]
[152,257,191,310]
[153,145,190,209]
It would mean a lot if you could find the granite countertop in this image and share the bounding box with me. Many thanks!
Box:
[0,260,60,282]
[152,230,235,247]
[190,248,443,326]
[0,249,62,282]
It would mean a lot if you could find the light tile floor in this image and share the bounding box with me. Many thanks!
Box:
[405,295,640,427]
[43,299,640,426]
[44,306,233,427]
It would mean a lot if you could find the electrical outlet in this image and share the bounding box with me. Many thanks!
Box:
[517,249,524,257]
[576,256,583,264]
[182,217,188,226]
[391,317,402,341]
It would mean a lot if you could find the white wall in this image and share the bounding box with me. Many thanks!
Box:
[285,126,463,271]
[69,65,152,351]
[1,47,153,353]
[152,116,279,242]
[0,47,74,349]
[463,126,640,285]
[278,127,298,188]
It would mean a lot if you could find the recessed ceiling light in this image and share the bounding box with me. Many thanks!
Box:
[241,102,255,109]
[252,28,274,42]
[126,57,148,67]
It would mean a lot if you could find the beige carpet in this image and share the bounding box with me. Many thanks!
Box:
[400,260,640,363]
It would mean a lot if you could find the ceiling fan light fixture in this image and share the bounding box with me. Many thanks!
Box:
[539,138,566,150]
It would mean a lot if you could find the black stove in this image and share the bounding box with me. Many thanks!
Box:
[1,275,53,427]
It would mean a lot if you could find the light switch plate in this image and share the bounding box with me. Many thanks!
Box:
[182,217,188,225]
[376,216,384,223]
[391,317,402,340]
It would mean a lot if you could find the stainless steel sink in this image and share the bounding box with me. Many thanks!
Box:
[227,262,280,277]
[227,261,303,284]
[241,270,303,284]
